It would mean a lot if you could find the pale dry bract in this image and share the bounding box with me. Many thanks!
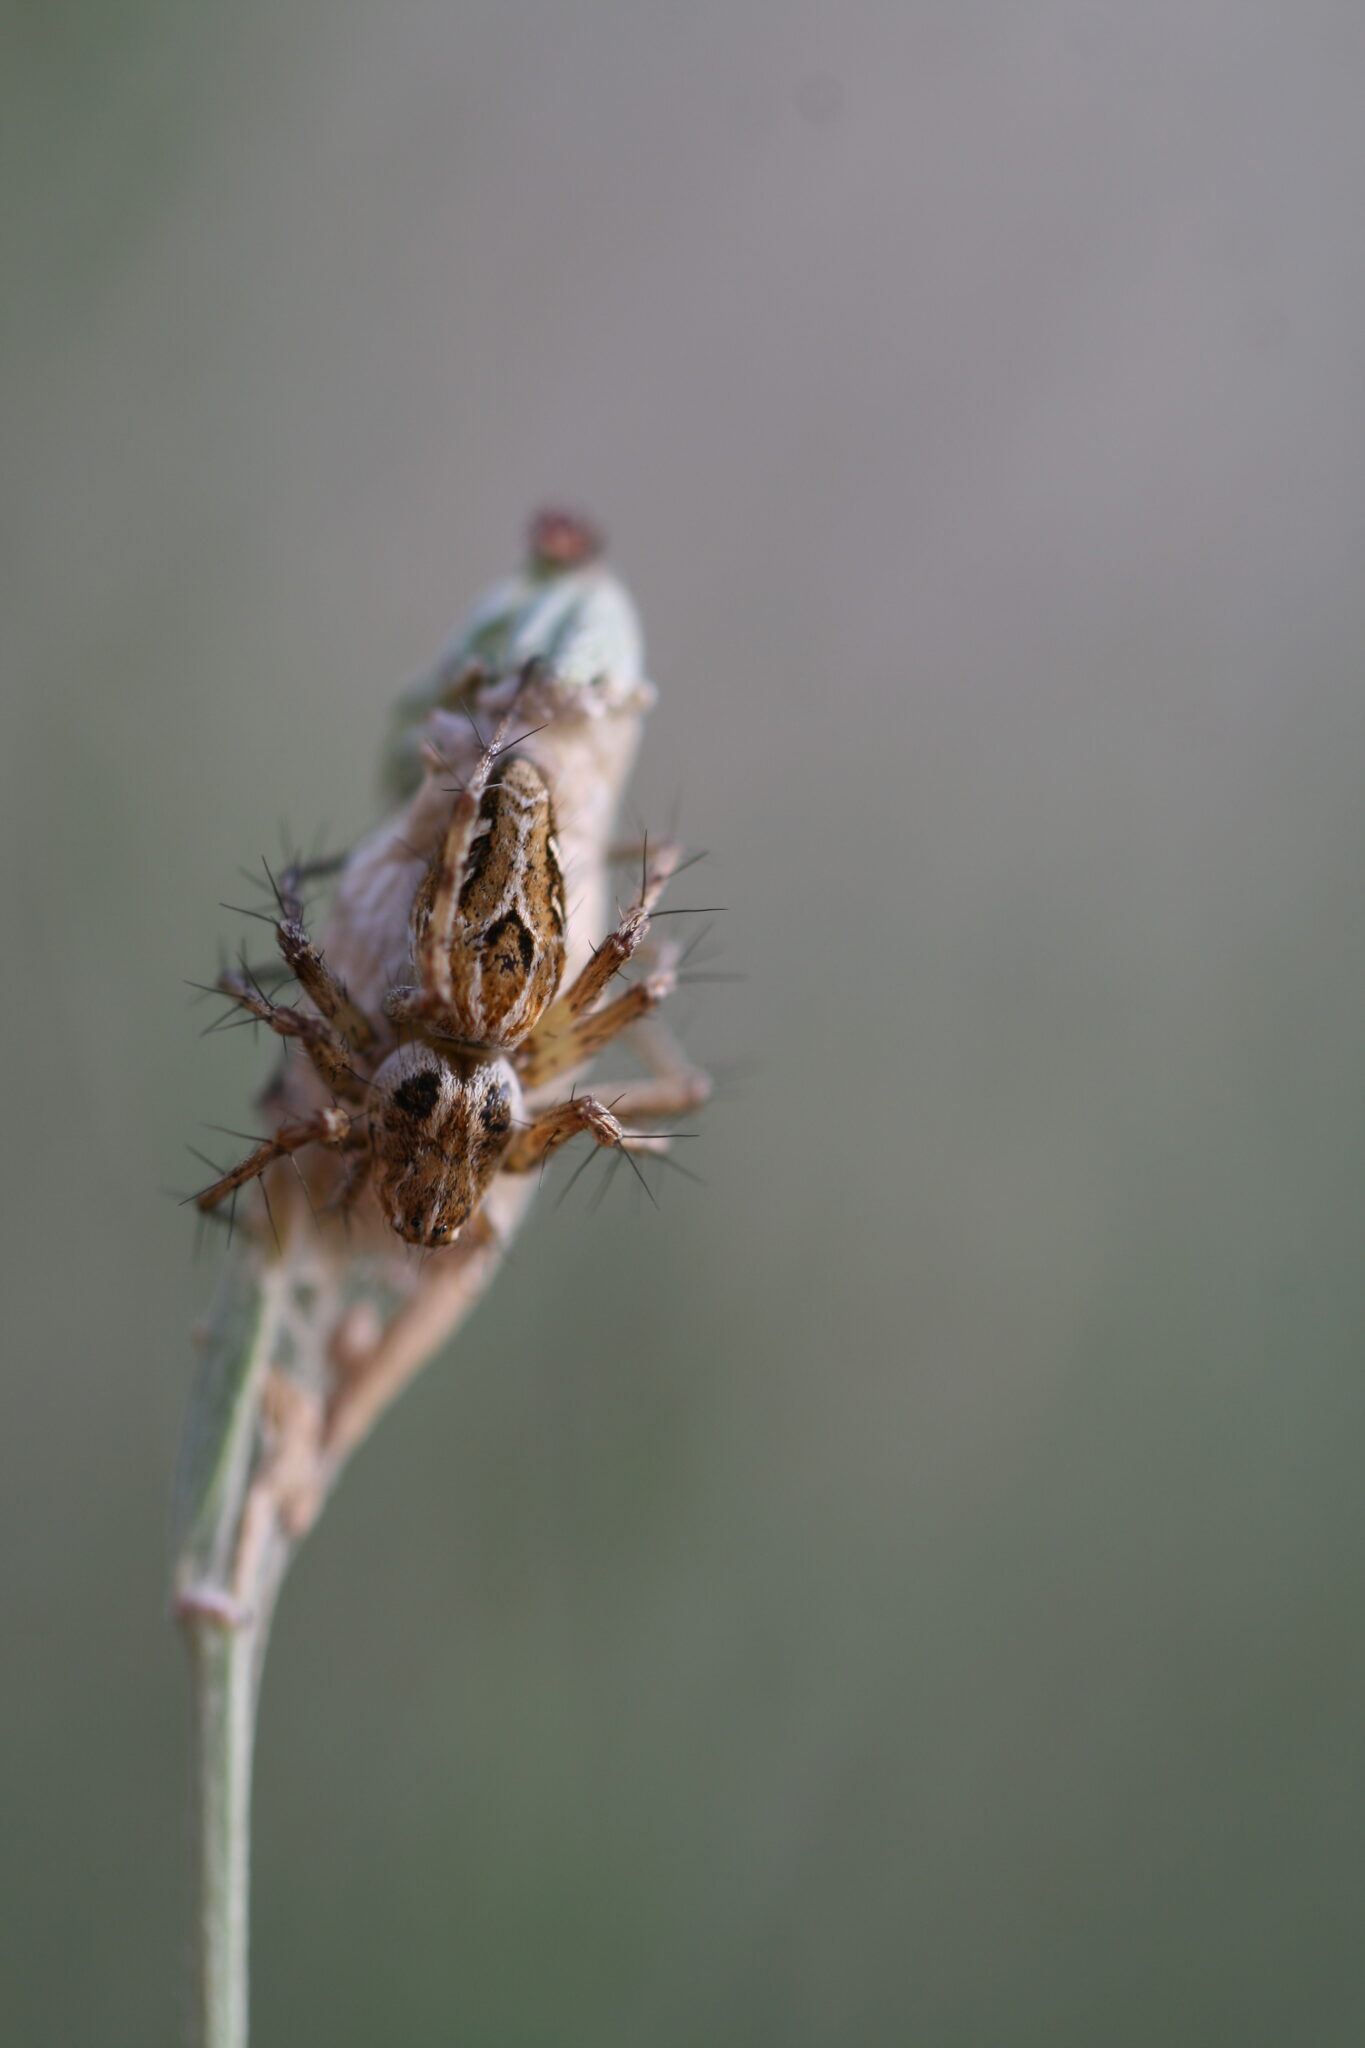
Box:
[172,515,709,2048]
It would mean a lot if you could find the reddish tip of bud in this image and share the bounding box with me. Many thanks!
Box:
[527,508,604,573]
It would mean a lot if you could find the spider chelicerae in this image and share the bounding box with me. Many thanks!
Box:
[193,697,711,1248]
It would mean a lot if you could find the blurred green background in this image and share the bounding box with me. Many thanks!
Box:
[3,5,1364,2042]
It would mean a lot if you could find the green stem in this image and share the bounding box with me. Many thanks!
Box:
[175,1245,290,2048]
[188,1616,259,2048]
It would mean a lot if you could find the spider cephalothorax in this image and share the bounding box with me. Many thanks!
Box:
[368,1042,521,1247]
[194,708,709,1250]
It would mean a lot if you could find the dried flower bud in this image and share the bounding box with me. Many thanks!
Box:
[383,522,653,801]
[527,505,604,572]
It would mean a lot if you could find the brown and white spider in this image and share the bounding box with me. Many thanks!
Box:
[193,699,709,1248]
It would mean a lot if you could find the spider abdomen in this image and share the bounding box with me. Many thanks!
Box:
[410,755,566,1049]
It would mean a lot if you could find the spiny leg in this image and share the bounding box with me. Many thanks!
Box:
[537,1058,713,1198]
[571,1065,713,1129]
[265,856,375,1054]
[214,970,370,1104]
[516,957,679,1091]
[514,839,687,1088]
[501,1092,686,1215]
[501,1094,633,1174]
[563,837,685,1020]
[191,1105,357,1216]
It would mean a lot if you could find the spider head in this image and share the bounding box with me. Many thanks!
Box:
[369,1042,521,1248]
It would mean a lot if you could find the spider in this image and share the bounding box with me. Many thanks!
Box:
[193,706,710,1248]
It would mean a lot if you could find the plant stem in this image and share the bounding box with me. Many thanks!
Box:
[188,1615,259,2048]
[173,1228,492,2045]
[173,518,661,2041]
[175,1246,289,2048]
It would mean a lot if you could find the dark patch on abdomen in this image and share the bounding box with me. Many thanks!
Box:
[483,912,537,977]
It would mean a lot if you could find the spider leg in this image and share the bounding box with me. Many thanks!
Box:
[501,1094,637,1174]
[434,657,487,715]
[191,1105,356,1215]
[560,837,685,1020]
[501,1088,691,1220]
[215,971,370,1103]
[574,1066,713,1128]
[282,849,350,890]
[625,1013,711,1092]
[516,955,680,1091]
[512,838,689,1090]
[531,1043,712,1195]
[267,858,375,1053]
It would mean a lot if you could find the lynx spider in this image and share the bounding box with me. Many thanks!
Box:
[194,687,710,1248]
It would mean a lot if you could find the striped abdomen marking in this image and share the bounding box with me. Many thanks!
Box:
[411,755,567,1049]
